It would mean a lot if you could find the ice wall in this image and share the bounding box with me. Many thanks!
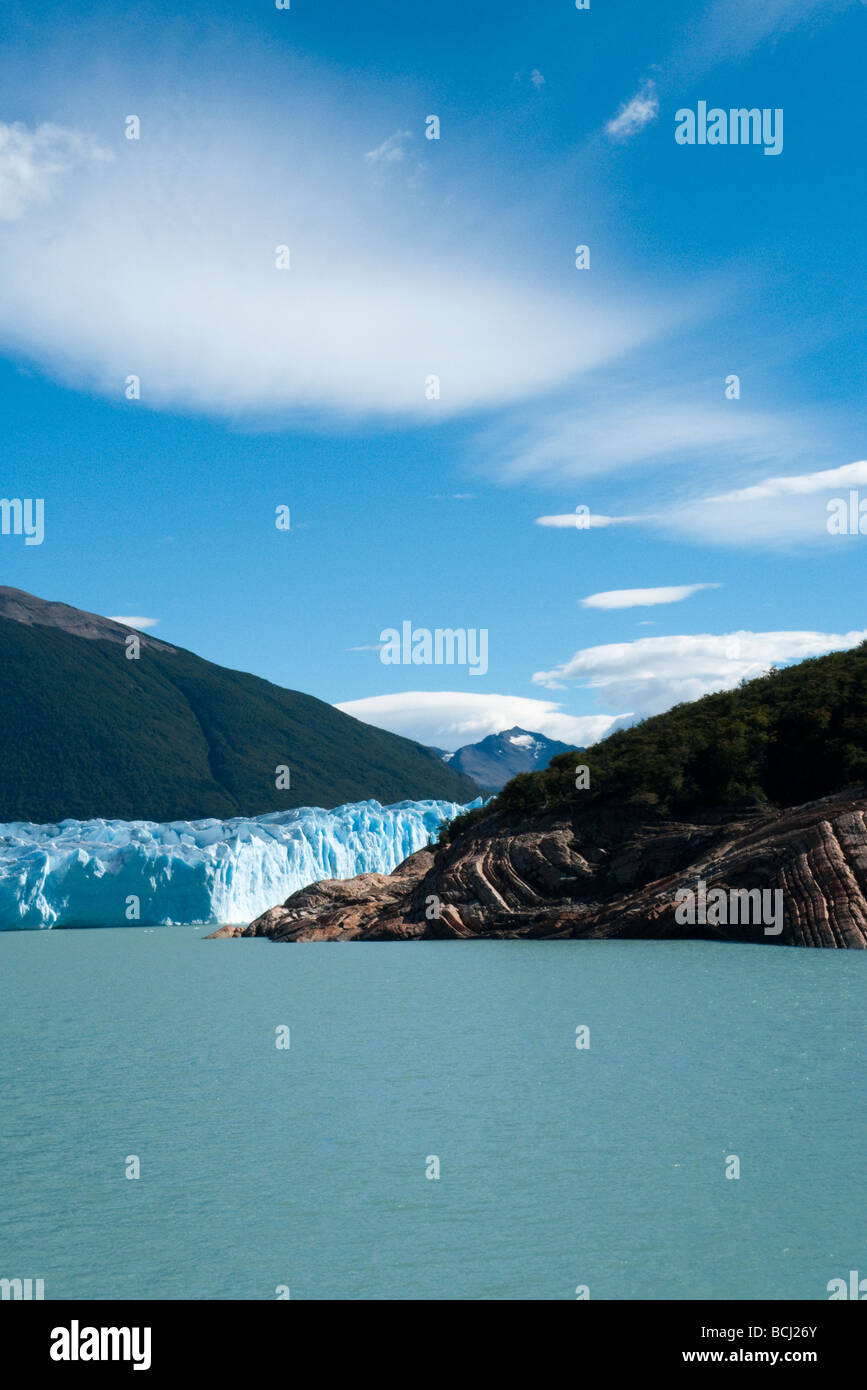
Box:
[0,798,479,929]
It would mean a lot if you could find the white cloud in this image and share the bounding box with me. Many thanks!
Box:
[606,80,659,141]
[363,129,425,188]
[0,89,665,421]
[661,459,867,546]
[580,584,721,610]
[702,459,867,504]
[535,511,641,530]
[364,130,413,165]
[533,629,867,713]
[335,691,631,751]
[107,615,159,629]
[536,461,867,548]
[530,70,546,89]
[0,121,109,222]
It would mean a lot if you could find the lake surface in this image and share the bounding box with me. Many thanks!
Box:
[1,928,864,1300]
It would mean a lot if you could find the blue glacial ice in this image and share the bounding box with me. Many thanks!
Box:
[0,799,481,930]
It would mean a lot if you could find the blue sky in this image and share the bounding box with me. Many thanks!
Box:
[0,0,865,749]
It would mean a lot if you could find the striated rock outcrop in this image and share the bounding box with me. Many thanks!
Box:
[209,849,436,942]
[215,788,867,948]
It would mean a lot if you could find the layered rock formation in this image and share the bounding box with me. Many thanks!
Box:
[213,787,867,948]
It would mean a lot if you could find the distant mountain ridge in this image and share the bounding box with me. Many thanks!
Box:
[0,586,171,649]
[0,589,481,822]
[436,726,577,790]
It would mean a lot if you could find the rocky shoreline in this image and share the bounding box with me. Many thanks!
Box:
[208,787,867,948]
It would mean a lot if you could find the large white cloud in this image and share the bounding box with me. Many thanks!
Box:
[335,691,631,751]
[0,86,666,421]
[533,629,867,713]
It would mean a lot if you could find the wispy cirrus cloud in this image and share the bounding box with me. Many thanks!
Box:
[605,1,859,143]
[535,461,867,548]
[674,0,859,75]
[606,80,659,142]
[663,459,867,545]
[364,130,413,166]
[490,384,816,486]
[363,128,426,188]
[0,120,109,222]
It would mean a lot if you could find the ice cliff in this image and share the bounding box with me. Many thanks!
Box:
[0,799,480,929]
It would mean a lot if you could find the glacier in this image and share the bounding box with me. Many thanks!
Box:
[0,798,481,930]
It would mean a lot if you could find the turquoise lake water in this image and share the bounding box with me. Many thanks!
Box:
[1,928,864,1300]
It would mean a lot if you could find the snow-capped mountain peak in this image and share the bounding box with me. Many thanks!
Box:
[437,726,578,791]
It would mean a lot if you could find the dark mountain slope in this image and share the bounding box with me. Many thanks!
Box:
[0,598,480,822]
